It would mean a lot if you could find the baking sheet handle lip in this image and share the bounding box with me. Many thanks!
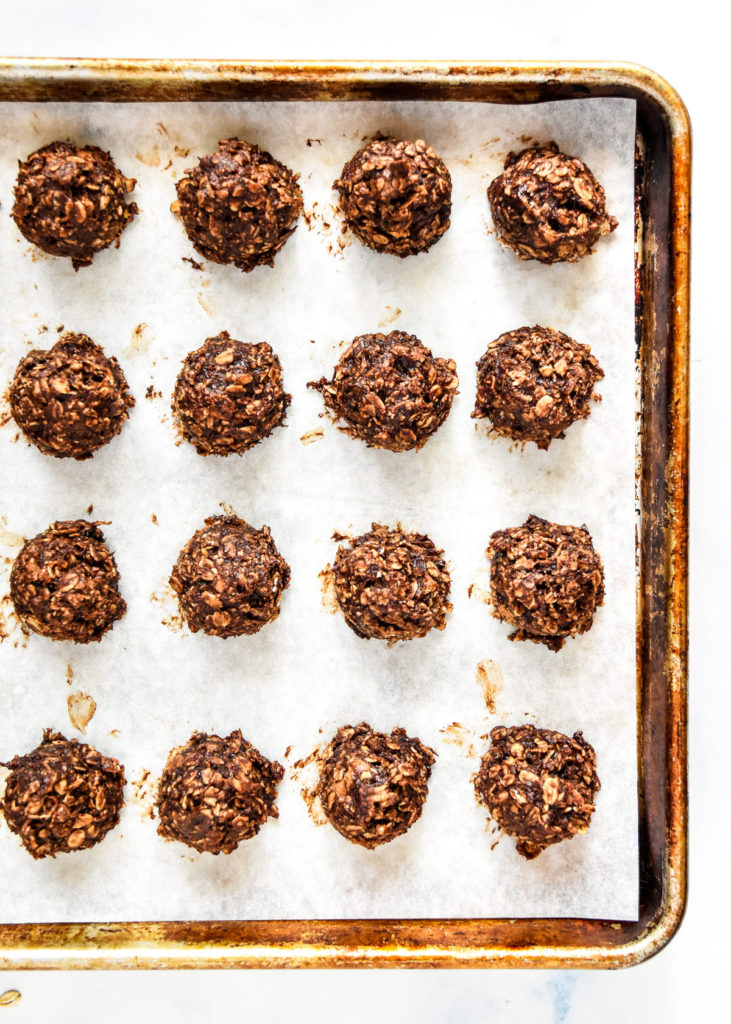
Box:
[0,904,689,971]
[0,58,691,124]
[633,49,690,970]
[0,936,684,972]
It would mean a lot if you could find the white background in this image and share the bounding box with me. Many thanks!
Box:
[0,1,724,1021]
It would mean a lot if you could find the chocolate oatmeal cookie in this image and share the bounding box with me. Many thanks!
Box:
[474,724,600,859]
[309,330,458,451]
[472,325,603,449]
[10,520,126,643]
[173,332,290,456]
[331,523,452,641]
[172,138,303,271]
[10,332,135,460]
[1,730,125,859]
[12,142,137,269]
[334,137,451,256]
[170,515,290,638]
[487,515,604,651]
[315,723,436,848]
[156,731,284,855]
[487,143,617,263]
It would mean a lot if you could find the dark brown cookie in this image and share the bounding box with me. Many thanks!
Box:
[487,514,604,651]
[472,325,603,449]
[487,142,617,264]
[315,723,436,849]
[170,515,290,638]
[474,724,600,859]
[9,332,135,460]
[172,332,290,456]
[10,520,126,643]
[309,330,458,452]
[331,523,452,641]
[172,138,303,271]
[334,137,451,256]
[156,731,284,855]
[1,730,125,859]
[12,142,137,270]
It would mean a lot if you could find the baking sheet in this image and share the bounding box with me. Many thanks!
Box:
[0,97,637,922]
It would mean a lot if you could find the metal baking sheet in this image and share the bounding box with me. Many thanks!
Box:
[0,59,688,970]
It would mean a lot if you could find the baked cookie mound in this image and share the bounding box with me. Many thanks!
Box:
[487,142,617,263]
[472,325,603,449]
[173,138,303,271]
[12,141,137,269]
[10,332,135,460]
[173,332,290,456]
[474,724,600,859]
[309,330,458,451]
[334,137,451,256]
[156,730,284,855]
[10,520,126,643]
[1,730,125,859]
[316,723,436,848]
[170,515,290,638]
[332,523,452,641]
[487,514,604,651]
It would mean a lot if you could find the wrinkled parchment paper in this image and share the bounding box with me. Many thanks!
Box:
[0,97,637,921]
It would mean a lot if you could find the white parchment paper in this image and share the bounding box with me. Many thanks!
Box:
[0,97,638,922]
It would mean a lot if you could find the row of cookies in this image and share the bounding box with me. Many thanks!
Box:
[7,516,604,651]
[4,326,604,459]
[10,136,617,272]
[1,722,600,862]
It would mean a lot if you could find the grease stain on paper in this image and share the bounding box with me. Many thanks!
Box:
[67,691,97,734]
[135,146,161,167]
[318,564,339,614]
[151,581,185,634]
[0,594,25,647]
[292,746,327,826]
[0,517,23,548]
[476,659,503,714]
[300,428,324,446]
[377,306,402,329]
[124,322,153,359]
[439,722,478,760]
[131,768,156,821]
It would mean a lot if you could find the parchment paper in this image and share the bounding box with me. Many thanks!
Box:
[0,97,638,922]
